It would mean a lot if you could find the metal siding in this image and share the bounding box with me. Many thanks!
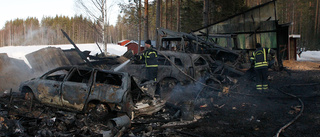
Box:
[238,34,246,49]
[194,1,278,50]
[260,32,277,49]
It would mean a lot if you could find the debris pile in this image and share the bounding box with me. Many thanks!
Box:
[0,93,133,136]
[0,89,209,136]
[0,29,263,136]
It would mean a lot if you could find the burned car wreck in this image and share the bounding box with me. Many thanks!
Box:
[120,51,216,100]
[19,66,162,119]
[119,50,243,102]
[0,29,253,136]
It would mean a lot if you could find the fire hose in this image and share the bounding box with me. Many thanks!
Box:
[274,84,306,137]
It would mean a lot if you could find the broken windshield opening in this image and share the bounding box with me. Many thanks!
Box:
[175,58,183,66]
[95,71,122,86]
[67,68,92,83]
[42,68,71,81]
[194,57,207,66]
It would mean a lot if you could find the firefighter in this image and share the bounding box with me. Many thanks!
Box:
[250,43,275,91]
[140,39,158,82]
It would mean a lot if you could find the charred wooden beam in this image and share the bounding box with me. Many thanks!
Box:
[61,29,93,67]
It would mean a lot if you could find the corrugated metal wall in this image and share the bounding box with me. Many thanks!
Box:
[194,1,278,49]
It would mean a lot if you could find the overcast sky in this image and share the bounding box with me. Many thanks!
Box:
[0,0,121,29]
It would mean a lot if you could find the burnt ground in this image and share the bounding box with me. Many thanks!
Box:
[130,60,320,137]
[182,70,320,137]
[1,60,320,137]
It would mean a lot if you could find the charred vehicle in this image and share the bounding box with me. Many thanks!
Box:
[19,66,141,118]
[157,28,280,71]
[126,51,211,83]
[120,51,214,99]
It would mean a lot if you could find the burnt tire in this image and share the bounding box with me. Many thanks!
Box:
[21,87,34,101]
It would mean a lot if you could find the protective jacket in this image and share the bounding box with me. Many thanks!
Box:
[140,48,158,67]
[250,47,272,68]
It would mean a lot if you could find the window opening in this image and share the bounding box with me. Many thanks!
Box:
[175,58,183,66]
[44,68,70,81]
[95,71,122,86]
[67,68,92,83]
[194,57,207,66]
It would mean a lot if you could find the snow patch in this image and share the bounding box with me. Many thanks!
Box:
[297,51,320,62]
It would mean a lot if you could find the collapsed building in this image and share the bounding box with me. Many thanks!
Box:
[0,29,244,136]
[192,0,298,63]
[0,1,300,136]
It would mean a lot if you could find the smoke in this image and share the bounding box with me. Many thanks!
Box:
[22,28,47,46]
[9,27,58,46]
[168,77,207,104]
[0,53,34,93]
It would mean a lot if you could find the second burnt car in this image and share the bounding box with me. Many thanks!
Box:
[119,51,214,99]
[19,66,146,118]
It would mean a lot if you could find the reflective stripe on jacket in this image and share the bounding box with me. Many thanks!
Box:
[250,48,270,68]
[140,48,158,67]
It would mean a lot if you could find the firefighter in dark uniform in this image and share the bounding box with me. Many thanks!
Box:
[140,39,158,81]
[250,43,275,91]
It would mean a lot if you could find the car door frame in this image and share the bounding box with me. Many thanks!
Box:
[35,67,71,107]
[60,67,94,111]
[192,56,209,80]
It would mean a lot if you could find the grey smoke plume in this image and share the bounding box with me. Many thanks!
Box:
[0,53,34,92]
[168,77,207,104]
[8,27,58,46]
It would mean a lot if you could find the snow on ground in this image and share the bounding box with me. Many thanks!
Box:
[0,43,127,67]
[297,51,320,62]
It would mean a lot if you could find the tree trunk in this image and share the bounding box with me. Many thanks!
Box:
[170,0,173,30]
[176,0,180,32]
[160,0,162,27]
[165,0,168,29]
[156,0,161,49]
[318,0,320,35]
[203,0,209,27]
[315,0,319,34]
[102,0,107,54]
[138,0,142,53]
[144,0,149,40]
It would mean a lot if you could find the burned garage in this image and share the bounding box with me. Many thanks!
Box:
[1,0,320,137]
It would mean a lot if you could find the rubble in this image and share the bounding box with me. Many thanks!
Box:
[0,53,32,92]
[3,26,319,136]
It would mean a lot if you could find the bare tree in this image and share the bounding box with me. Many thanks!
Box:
[203,0,209,27]
[315,0,319,34]
[156,0,161,49]
[76,0,108,54]
[144,0,149,40]
[165,0,168,29]
[170,0,173,30]
[138,0,142,53]
[177,0,180,32]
